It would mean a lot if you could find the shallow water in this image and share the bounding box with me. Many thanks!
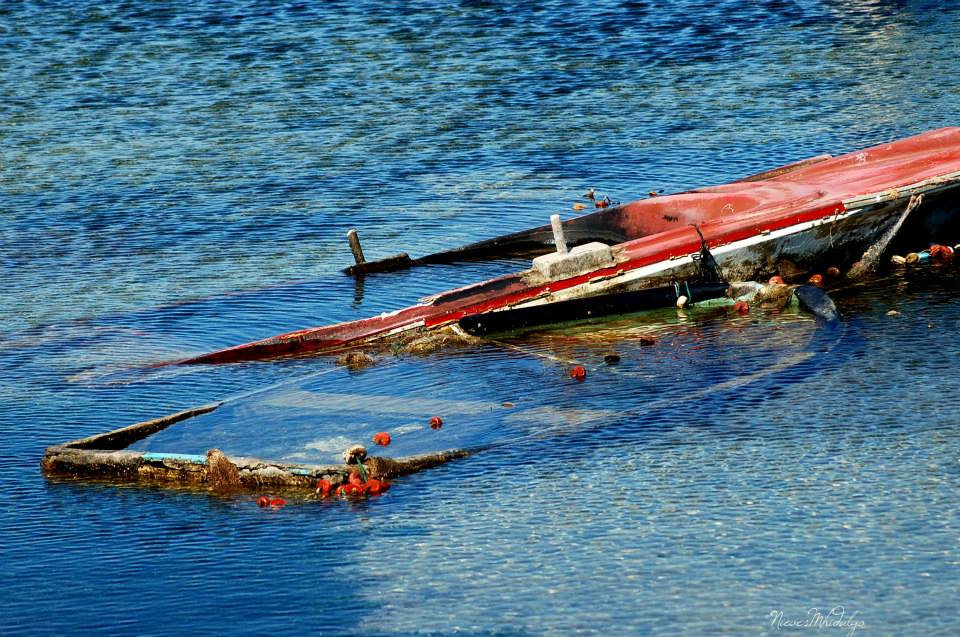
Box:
[3,1,960,635]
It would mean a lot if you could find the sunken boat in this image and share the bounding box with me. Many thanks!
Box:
[42,127,960,492]
[180,127,960,365]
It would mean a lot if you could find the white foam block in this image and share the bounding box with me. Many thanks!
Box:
[532,242,615,280]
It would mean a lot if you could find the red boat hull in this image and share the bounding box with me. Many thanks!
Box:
[180,127,960,364]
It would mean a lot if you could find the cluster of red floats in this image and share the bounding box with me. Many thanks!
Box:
[254,416,448,506]
[927,244,956,260]
[316,472,391,498]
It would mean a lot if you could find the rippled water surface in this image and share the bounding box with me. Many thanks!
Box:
[3,1,960,635]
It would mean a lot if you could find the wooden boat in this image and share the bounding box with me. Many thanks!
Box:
[180,127,960,365]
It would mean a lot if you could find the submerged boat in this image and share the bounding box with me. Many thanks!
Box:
[180,127,960,365]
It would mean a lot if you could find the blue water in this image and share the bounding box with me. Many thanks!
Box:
[3,1,960,635]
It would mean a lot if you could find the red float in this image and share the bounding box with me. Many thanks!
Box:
[365,478,383,495]
[316,479,332,496]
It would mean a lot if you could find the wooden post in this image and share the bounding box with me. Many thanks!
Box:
[550,214,568,255]
[347,229,366,265]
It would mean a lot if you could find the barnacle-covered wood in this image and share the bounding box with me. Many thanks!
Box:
[382,326,484,356]
[205,449,241,490]
[335,350,376,370]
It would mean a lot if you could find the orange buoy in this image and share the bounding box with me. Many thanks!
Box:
[373,432,391,446]
[429,416,443,430]
[257,495,270,507]
[570,365,587,382]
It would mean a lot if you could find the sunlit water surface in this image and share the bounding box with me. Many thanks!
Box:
[3,1,960,635]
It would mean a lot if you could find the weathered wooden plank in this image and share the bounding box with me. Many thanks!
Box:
[65,402,223,450]
[41,444,470,491]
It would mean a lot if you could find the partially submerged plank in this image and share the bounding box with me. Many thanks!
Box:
[65,402,223,451]
[41,396,472,492]
[42,444,470,491]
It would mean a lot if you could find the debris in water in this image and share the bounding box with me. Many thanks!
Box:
[570,365,587,382]
[373,432,391,446]
[257,496,270,507]
[603,353,621,364]
[269,498,286,507]
[335,351,375,371]
[732,300,750,314]
[429,416,443,430]
[675,295,688,309]
[727,281,763,301]
[639,336,656,346]
[573,202,586,211]
[316,479,333,496]
[754,282,794,309]
[206,449,241,491]
[808,273,824,286]
[389,327,483,356]
[343,445,368,465]
[794,284,840,323]
[825,266,841,278]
